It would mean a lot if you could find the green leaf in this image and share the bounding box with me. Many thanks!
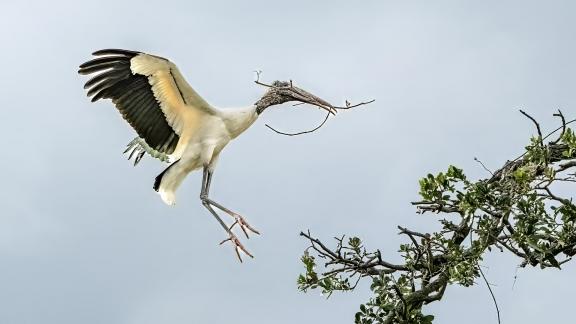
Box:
[422,315,435,324]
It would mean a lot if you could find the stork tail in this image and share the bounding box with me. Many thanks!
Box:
[154,159,180,192]
[153,159,194,206]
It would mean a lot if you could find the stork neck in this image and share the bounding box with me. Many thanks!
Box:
[220,105,259,139]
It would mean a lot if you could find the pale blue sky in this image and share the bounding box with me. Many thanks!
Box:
[0,1,574,323]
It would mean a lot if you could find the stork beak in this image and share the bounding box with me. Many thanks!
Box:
[287,85,337,115]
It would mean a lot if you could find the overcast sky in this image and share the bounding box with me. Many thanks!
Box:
[0,1,575,323]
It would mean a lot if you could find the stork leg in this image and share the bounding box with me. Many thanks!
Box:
[200,167,255,261]
[201,168,260,238]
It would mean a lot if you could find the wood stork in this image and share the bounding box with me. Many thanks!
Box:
[78,49,339,261]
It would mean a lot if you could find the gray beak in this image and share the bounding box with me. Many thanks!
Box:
[287,85,338,115]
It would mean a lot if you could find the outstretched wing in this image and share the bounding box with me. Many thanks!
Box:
[78,49,214,155]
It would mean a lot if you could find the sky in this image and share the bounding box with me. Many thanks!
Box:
[0,0,575,323]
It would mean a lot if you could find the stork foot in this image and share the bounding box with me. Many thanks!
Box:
[220,233,254,262]
[229,213,261,239]
[204,198,260,238]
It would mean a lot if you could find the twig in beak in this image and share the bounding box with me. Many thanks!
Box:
[265,97,373,136]
[254,70,272,87]
[332,99,376,110]
[254,75,375,136]
[265,111,331,136]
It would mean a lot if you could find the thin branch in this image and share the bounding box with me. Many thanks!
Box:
[478,266,501,324]
[265,99,374,136]
[332,99,376,110]
[542,187,574,206]
[551,109,567,145]
[253,70,272,87]
[475,157,494,176]
[520,109,549,165]
[265,111,331,136]
[543,118,576,141]
[398,226,430,240]
[468,215,502,324]
[300,231,342,259]
[558,161,576,172]
[301,231,409,272]
[519,109,544,142]
[412,202,460,214]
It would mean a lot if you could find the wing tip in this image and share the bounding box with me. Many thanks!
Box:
[91,48,141,57]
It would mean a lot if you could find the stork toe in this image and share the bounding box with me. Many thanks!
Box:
[220,234,254,262]
[230,214,260,238]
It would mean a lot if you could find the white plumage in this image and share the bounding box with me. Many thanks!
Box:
[157,105,258,205]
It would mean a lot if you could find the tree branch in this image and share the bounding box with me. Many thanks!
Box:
[297,112,576,323]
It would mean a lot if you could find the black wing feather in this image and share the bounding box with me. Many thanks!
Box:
[79,56,126,69]
[84,68,130,89]
[92,49,141,56]
[79,49,180,155]
[78,61,129,75]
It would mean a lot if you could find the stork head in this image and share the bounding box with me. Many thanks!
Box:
[255,80,337,115]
